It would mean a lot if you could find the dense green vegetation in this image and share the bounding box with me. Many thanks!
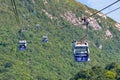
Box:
[70,62,120,80]
[0,0,119,80]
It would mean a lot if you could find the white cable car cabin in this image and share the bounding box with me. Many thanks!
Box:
[72,41,90,62]
[18,40,27,50]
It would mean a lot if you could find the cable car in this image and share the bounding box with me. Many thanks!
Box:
[18,40,27,50]
[72,41,90,62]
[42,36,48,42]
[36,24,40,29]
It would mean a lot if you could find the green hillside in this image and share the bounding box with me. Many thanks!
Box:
[70,62,120,80]
[0,0,120,80]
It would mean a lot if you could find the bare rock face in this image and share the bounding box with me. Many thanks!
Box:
[43,0,48,5]
[88,17,102,30]
[62,11,102,30]
[97,12,107,19]
[99,44,102,49]
[115,23,120,31]
[42,9,57,19]
[62,11,82,26]
[85,10,92,15]
[105,30,113,38]
[32,0,35,4]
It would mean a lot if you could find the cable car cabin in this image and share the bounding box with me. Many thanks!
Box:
[36,24,40,30]
[72,41,90,62]
[42,36,48,42]
[18,40,27,50]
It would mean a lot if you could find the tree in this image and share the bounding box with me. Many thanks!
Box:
[105,71,116,80]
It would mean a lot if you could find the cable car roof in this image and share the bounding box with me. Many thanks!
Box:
[74,41,88,47]
[19,40,27,43]
[42,36,48,38]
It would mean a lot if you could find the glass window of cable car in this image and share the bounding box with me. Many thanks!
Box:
[18,40,27,50]
[74,50,90,62]
[42,36,48,42]
[74,46,88,54]
[74,55,89,62]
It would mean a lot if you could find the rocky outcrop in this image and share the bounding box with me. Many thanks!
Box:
[85,10,92,15]
[32,0,35,4]
[61,11,82,26]
[105,30,113,38]
[97,12,107,19]
[99,44,102,49]
[62,11,102,30]
[43,0,48,5]
[42,9,57,19]
[88,17,102,30]
[115,23,120,31]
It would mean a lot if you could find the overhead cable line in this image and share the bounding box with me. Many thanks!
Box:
[11,0,25,40]
[88,0,120,18]
[105,6,120,15]
[88,6,120,23]
[11,0,20,26]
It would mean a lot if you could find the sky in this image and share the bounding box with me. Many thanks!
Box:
[76,0,120,23]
